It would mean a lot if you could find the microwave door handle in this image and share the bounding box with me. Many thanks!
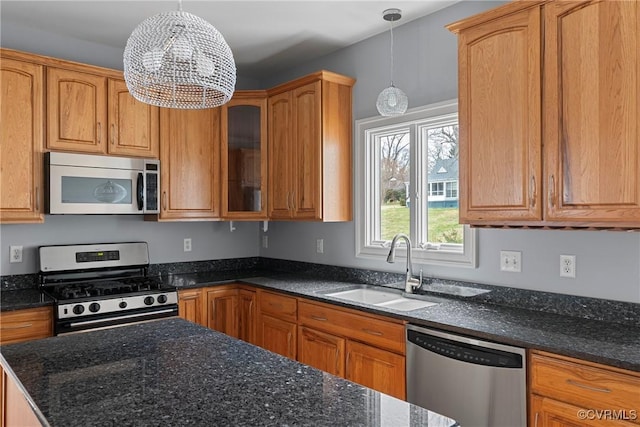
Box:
[136,172,144,211]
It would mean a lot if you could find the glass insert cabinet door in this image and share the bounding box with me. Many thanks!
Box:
[221,92,268,219]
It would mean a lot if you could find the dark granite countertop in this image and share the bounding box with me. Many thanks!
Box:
[0,288,53,312]
[0,318,456,427]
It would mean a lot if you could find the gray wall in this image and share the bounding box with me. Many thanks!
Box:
[258,1,640,304]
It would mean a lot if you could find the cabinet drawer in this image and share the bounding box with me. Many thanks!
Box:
[530,352,640,422]
[298,300,405,354]
[258,291,297,322]
[0,306,53,345]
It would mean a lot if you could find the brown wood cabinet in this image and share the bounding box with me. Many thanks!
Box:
[448,0,640,228]
[221,91,268,219]
[0,307,52,345]
[206,287,238,338]
[529,350,640,426]
[177,288,206,327]
[1,364,42,427]
[158,107,220,220]
[107,79,159,158]
[345,340,406,401]
[256,290,297,359]
[267,71,355,221]
[0,54,44,223]
[298,326,345,377]
[238,288,257,345]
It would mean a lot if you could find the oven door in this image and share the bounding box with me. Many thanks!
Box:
[47,164,144,214]
[55,305,178,335]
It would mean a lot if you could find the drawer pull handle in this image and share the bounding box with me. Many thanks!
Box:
[530,175,536,208]
[2,323,33,330]
[362,328,383,336]
[534,412,539,427]
[566,379,611,393]
[310,315,327,321]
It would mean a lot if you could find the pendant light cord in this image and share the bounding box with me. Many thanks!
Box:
[389,19,395,87]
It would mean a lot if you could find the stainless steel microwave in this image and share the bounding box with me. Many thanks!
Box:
[45,152,159,214]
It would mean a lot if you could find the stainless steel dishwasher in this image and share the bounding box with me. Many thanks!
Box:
[406,325,526,427]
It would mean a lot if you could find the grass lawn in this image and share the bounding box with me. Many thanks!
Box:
[381,204,463,243]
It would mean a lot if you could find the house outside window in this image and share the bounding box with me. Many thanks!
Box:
[355,100,477,267]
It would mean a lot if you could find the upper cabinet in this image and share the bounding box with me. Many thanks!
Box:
[221,91,268,219]
[47,67,108,154]
[0,54,44,223]
[448,0,640,228]
[107,79,159,158]
[268,71,355,221]
[47,65,158,158]
[158,107,220,221]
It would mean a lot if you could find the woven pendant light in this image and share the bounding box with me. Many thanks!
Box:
[376,8,408,116]
[124,0,236,109]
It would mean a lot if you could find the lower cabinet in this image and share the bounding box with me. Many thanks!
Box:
[345,340,406,401]
[177,289,206,327]
[529,350,640,427]
[238,289,257,345]
[298,326,345,377]
[1,364,42,427]
[257,314,297,359]
[0,307,52,345]
[206,288,238,338]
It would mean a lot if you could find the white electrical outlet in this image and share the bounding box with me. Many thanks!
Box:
[560,255,576,278]
[316,239,324,254]
[500,250,521,272]
[183,238,192,252]
[262,236,268,249]
[9,246,23,263]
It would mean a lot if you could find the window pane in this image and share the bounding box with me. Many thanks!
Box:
[426,125,463,244]
[379,131,410,241]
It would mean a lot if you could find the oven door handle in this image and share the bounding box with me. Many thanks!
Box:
[136,172,144,211]
[68,308,176,328]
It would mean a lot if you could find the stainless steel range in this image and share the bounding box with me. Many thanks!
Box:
[39,242,178,335]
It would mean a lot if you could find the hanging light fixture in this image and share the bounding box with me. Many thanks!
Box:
[123,0,236,109]
[376,8,408,116]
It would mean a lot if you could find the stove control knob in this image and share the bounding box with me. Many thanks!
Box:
[144,296,155,306]
[119,301,128,309]
[89,303,100,313]
[73,305,85,315]
[157,294,168,304]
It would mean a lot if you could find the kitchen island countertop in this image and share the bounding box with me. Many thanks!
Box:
[0,318,456,427]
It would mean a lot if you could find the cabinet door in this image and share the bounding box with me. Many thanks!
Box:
[258,314,296,360]
[544,1,640,224]
[206,288,238,338]
[0,58,44,223]
[47,67,107,153]
[178,289,206,327]
[530,395,636,427]
[457,6,542,223]
[238,289,257,345]
[346,340,406,400]
[159,108,220,220]
[298,326,345,377]
[221,94,267,219]
[0,307,52,345]
[3,366,42,427]
[267,91,293,219]
[291,81,322,219]
[107,79,159,158]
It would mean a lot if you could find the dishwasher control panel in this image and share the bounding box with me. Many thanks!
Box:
[408,329,523,368]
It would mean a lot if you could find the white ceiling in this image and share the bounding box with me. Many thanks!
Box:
[1,0,459,78]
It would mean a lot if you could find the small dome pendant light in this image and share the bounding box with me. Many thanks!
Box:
[124,0,236,109]
[376,8,408,116]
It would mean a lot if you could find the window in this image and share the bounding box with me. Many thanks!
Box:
[355,100,476,267]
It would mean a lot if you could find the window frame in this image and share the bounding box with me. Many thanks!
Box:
[355,100,477,268]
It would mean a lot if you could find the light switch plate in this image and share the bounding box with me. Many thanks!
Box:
[500,250,521,273]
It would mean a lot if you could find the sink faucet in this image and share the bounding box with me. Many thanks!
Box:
[386,233,422,293]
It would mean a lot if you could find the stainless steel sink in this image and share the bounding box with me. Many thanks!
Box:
[320,285,440,312]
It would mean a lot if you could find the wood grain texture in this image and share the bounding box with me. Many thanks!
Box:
[238,289,257,345]
[47,67,107,153]
[0,56,44,223]
[107,78,159,158]
[530,395,637,427]
[267,91,293,219]
[177,288,206,327]
[0,307,52,345]
[257,290,297,323]
[345,340,406,400]
[158,107,220,220]
[206,288,239,338]
[544,0,640,223]
[257,314,297,360]
[298,326,345,377]
[457,5,542,222]
[2,368,42,427]
[220,92,268,219]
